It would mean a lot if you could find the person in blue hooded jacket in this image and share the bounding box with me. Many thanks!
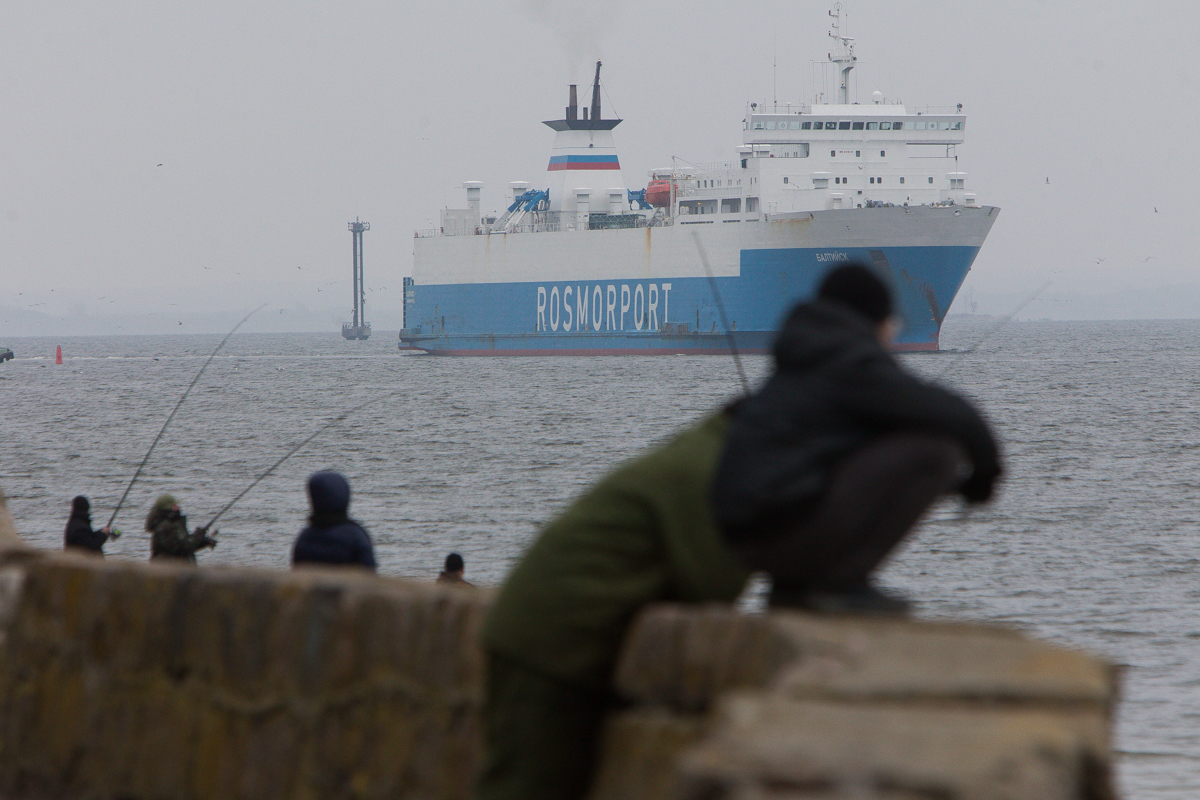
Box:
[291,471,377,570]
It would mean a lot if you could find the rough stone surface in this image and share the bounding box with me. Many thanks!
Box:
[0,494,1119,800]
[676,696,1113,800]
[0,556,491,800]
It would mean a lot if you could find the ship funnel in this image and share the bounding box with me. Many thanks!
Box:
[463,181,483,226]
[590,61,602,121]
[567,85,577,121]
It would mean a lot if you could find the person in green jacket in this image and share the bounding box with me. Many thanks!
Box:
[145,494,217,564]
[478,264,1001,800]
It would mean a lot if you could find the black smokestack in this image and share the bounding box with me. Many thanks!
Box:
[590,61,602,121]
[567,85,577,121]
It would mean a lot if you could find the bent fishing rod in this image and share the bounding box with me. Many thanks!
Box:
[200,391,402,532]
[106,304,267,528]
[934,282,1050,381]
[692,232,751,396]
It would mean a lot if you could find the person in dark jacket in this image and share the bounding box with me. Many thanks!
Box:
[712,263,1001,610]
[437,552,473,585]
[291,471,376,570]
[146,494,217,564]
[63,495,112,554]
[476,263,1001,800]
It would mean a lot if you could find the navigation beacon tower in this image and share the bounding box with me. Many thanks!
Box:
[342,218,371,341]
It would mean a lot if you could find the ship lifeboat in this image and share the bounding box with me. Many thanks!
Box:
[644,179,673,208]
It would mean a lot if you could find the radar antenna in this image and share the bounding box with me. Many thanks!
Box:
[828,3,856,104]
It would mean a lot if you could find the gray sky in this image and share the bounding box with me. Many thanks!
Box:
[2,0,1197,336]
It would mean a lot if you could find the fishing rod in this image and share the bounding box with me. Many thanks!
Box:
[692,232,751,396]
[106,303,267,528]
[934,282,1051,381]
[200,391,401,532]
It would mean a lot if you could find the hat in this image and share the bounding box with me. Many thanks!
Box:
[307,472,351,515]
[153,494,178,513]
[817,264,892,323]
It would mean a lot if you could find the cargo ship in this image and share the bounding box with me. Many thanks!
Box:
[399,7,998,355]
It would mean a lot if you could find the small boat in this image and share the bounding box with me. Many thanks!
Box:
[0,348,13,363]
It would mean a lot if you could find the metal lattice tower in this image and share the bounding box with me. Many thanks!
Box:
[342,218,371,340]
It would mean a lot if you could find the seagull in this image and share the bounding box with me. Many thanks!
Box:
[157,163,163,167]
[202,266,211,270]
[1154,207,1159,213]
[1142,256,1155,262]
[1094,257,1104,264]
[1045,177,1049,184]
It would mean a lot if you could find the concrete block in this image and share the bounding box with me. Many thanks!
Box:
[677,695,1115,800]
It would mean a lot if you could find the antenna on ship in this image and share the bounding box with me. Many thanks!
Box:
[828,3,856,104]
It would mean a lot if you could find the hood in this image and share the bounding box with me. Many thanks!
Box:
[308,472,350,516]
[772,299,886,372]
[153,494,178,513]
[71,495,90,516]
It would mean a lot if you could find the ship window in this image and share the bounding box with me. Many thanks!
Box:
[788,121,800,129]
[952,121,963,130]
[855,150,861,157]
[881,150,886,157]
[798,143,809,157]
[801,121,812,130]
[783,177,788,184]
[765,121,777,130]
[869,177,874,184]
[928,176,934,183]
[834,177,840,184]
[892,121,904,130]
[900,177,905,184]
[747,197,759,212]
[838,121,851,130]
[915,121,927,130]
[878,177,883,184]
[741,159,747,168]
[939,121,951,130]
[831,150,836,157]
[866,122,878,130]
[752,121,765,130]
[852,121,864,130]
[825,121,837,130]
[879,122,891,130]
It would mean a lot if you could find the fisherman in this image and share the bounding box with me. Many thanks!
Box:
[476,263,1002,800]
[63,495,113,554]
[145,494,217,564]
[436,552,472,585]
[291,471,376,570]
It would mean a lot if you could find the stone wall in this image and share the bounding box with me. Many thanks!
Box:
[0,490,1118,799]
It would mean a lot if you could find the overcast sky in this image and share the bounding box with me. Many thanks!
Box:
[2,0,1197,336]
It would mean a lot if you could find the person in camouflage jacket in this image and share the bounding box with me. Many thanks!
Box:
[145,494,217,564]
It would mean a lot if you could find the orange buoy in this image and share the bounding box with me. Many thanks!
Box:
[55,346,62,365]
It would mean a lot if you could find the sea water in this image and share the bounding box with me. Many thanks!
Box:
[2,318,1198,798]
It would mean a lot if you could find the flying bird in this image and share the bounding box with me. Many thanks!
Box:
[157,164,163,167]
[1142,256,1155,262]
[1094,257,1104,264]
[1154,207,1159,213]
[1045,177,1049,184]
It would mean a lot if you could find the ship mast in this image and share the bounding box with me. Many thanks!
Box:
[828,3,856,104]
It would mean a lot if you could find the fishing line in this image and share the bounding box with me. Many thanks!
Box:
[692,232,751,396]
[106,303,267,528]
[201,391,401,531]
[934,282,1050,381]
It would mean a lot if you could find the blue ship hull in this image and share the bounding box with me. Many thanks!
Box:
[401,207,998,355]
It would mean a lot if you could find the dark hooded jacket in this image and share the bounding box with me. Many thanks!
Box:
[64,496,107,553]
[292,472,376,570]
[712,299,1001,542]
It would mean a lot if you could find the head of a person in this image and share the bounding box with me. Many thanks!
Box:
[153,494,179,514]
[444,552,464,576]
[817,263,896,345]
[71,495,90,516]
[307,471,351,517]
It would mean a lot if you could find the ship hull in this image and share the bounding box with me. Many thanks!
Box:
[401,205,998,355]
